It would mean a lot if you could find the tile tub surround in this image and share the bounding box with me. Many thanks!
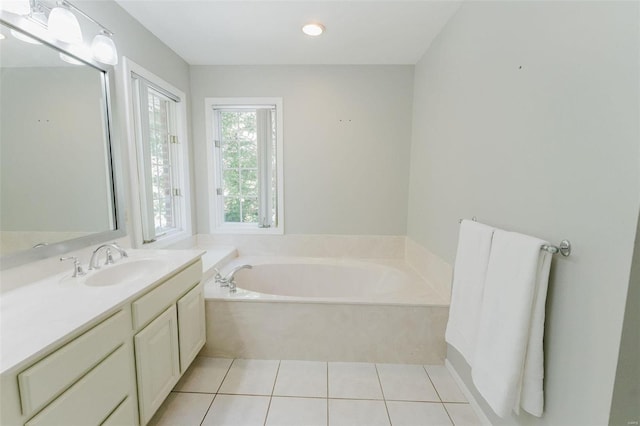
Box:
[178,234,406,259]
[149,356,482,426]
[405,237,453,298]
[202,299,447,364]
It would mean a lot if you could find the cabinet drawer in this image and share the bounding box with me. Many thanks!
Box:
[19,310,130,417]
[132,260,202,330]
[102,396,136,426]
[26,344,131,426]
[178,282,206,372]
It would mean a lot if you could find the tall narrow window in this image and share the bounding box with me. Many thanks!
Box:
[126,59,191,246]
[206,98,283,234]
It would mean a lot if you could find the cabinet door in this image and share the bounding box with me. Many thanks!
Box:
[177,283,206,372]
[134,305,180,425]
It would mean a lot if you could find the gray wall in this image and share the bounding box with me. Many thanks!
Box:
[610,213,640,425]
[77,0,194,242]
[407,1,639,425]
[190,65,414,235]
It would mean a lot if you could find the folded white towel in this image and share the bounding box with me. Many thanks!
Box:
[445,219,495,365]
[471,230,552,418]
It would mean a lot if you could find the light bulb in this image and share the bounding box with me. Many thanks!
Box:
[10,29,42,45]
[302,23,325,37]
[92,32,118,65]
[0,0,31,16]
[48,6,83,45]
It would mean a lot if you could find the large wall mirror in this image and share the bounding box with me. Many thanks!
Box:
[0,15,125,269]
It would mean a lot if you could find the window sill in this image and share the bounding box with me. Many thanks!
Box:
[211,224,284,235]
[140,229,194,249]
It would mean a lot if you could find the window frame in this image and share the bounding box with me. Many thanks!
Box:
[122,57,192,247]
[205,97,284,235]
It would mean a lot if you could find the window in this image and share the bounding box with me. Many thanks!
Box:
[124,58,191,246]
[206,98,283,234]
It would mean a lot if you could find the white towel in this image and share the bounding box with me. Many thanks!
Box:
[445,219,495,365]
[471,230,552,418]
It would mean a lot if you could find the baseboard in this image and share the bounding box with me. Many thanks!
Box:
[445,359,493,426]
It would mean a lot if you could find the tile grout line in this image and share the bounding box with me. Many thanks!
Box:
[263,359,282,426]
[423,365,455,426]
[198,358,236,426]
[216,359,236,394]
[326,362,329,426]
[198,393,218,426]
[374,364,393,426]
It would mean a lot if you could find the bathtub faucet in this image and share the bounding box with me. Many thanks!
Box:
[220,264,252,293]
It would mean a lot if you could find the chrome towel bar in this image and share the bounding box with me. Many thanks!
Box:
[457,217,572,257]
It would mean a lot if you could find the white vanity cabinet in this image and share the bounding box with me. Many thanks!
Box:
[0,254,205,426]
[0,308,138,426]
[132,259,205,425]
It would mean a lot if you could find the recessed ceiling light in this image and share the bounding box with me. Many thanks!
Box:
[302,23,325,37]
[0,34,5,40]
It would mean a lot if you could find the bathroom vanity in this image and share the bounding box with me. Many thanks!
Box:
[0,250,205,426]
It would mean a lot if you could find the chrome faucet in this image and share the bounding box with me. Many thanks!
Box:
[212,268,224,284]
[60,256,86,277]
[219,264,252,293]
[89,242,128,270]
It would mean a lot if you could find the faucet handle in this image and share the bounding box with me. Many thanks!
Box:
[105,248,115,265]
[110,242,128,257]
[60,256,86,278]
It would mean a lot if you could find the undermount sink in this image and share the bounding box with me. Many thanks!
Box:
[84,259,165,287]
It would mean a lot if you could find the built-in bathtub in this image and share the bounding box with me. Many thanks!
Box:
[201,256,450,364]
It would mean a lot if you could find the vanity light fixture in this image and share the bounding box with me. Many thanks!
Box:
[3,0,119,66]
[47,3,82,44]
[10,28,42,44]
[0,0,31,16]
[59,52,83,65]
[91,30,118,65]
[302,23,325,37]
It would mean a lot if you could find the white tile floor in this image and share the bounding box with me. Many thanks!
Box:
[149,357,482,426]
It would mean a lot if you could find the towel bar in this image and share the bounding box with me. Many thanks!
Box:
[457,218,572,257]
[541,240,571,256]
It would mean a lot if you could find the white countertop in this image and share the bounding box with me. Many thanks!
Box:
[0,249,205,375]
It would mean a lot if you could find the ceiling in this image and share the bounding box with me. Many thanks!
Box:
[113,1,461,65]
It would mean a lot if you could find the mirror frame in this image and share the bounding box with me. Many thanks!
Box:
[0,12,126,270]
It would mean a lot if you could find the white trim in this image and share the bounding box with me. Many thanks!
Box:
[204,97,284,235]
[445,359,493,426]
[122,57,193,248]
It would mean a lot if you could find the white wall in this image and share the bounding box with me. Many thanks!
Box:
[407,1,639,425]
[190,65,414,235]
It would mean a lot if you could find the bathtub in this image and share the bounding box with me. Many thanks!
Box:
[202,256,450,364]
[206,256,449,305]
